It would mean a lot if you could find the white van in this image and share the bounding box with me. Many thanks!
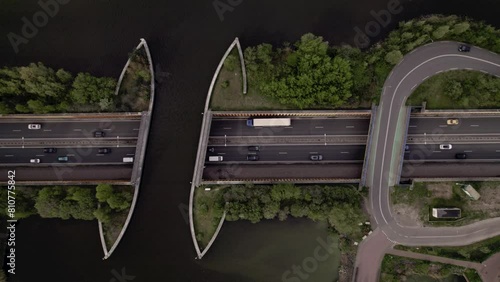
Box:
[123,157,134,163]
[208,156,223,162]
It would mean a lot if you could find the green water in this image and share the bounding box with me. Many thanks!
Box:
[201,218,340,282]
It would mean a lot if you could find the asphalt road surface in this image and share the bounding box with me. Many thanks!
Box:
[357,42,500,282]
[0,147,136,164]
[408,116,500,134]
[205,145,365,162]
[0,166,133,183]
[0,119,141,138]
[405,144,500,160]
[210,118,370,136]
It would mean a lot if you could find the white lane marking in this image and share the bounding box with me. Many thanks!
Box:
[449,67,458,70]
[67,154,75,157]
[346,125,355,128]
[464,150,473,153]
[480,70,488,74]
[126,153,135,156]
[103,128,112,131]
[411,84,418,90]
[278,152,287,154]
[309,152,318,154]
[470,124,479,127]
[36,155,44,157]
[217,153,226,155]
[73,129,82,131]
[284,126,293,129]
[12,129,21,132]
[223,127,232,130]
[439,125,447,127]
[435,70,443,74]
[133,128,140,131]
[409,125,417,128]
[422,75,430,81]
[315,126,324,129]
[4,155,13,157]
[433,151,441,153]
[43,129,52,132]
[341,151,349,154]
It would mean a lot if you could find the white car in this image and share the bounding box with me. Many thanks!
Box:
[30,158,40,164]
[28,124,41,130]
[439,144,452,150]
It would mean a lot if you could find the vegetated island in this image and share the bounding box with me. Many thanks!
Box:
[211,14,500,111]
[0,185,134,250]
[0,46,151,114]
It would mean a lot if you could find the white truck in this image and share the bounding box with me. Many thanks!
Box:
[246,118,291,127]
[123,157,134,163]
[208,156,223,162]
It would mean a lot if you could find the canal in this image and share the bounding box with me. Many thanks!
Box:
[1,0,500,281]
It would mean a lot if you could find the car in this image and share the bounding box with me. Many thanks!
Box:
[455,153,467,159]
[439,144,452,150]
[28,124,41,130]
[94,131,105,137]
[208,147,215,153]
[98,148,111,154]
[247,155,259,161]
[458,44,471,52]
[57,156,69,162]
[404,145,410,151]
[43,148,57,153]
[447,118,459,125]
[310,154,323,161]
[248,146,260,151]
[30,158,40,164]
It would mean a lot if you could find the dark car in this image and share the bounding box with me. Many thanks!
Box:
[94,131,105,137]
[248,146,260,151]
[57,156,69,162]
[458,45,471,52]
[98,148,111,154]
[310,154,323,161]
[44,148,57,153]
[247,155,259,161]
[455,153,467,159]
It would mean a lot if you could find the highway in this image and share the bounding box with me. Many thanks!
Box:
[408,116,500,134]
[210,118,370,136]
[0,119,141,138]
[0,147,136,164]
[405,144,500,160]
[205,145,365,162]
[0,118,141,170]
[356,42,500,282]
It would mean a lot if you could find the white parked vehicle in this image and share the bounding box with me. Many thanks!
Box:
[439,144,452,150]
[28,124,41,130]
[208,156,223,162]
[30,158,40,163]
[123,157,134,163]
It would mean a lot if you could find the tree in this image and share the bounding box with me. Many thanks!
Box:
[432,25,450,39]
[94,205,112,223]
[385,50,403,65]
[107,189,133,211]
[327,203,366,237]
[96,184,113,202]
[224,53,238,72]
[452,22,470,34]
[18,62,66,97]
[70,73,116,106]
[35,186,66,218]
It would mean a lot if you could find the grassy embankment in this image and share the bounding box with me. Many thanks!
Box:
[391,182,500,227]
[380,254,482,282]
[210,48,288,111]
[100,185,135,249]
[408,70,500,109]
[395,235,500,264]
[192,185,225,249]
[116,46,152,112]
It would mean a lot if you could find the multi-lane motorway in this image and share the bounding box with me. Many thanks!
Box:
[0,119,141,165]
[206,116,500,163]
